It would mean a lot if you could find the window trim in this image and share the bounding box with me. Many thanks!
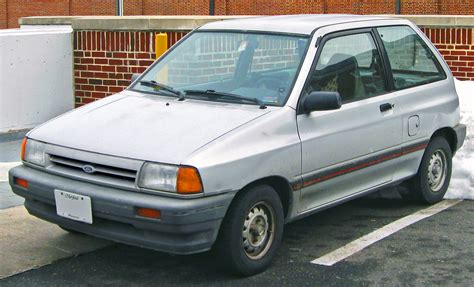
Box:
[374,25,447,92]
[297,27,391,115]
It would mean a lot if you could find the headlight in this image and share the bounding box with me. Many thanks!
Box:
[138,162,202,194]
[138,162,178,192]
[23,139,47,167]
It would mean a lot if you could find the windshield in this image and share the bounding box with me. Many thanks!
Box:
[131,31,309,106]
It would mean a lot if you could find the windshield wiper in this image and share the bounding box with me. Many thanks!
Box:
[139,80,185,100]
[184,89,267,109]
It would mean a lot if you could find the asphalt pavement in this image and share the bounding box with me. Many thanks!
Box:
[1,196,472,286]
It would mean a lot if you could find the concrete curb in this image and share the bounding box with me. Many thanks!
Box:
[19,15,474,30]
[0,162,20,182]
[20,15,255,31]
[0,129,29,143]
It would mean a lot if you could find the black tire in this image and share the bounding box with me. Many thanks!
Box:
[214,184,284,276]
[403,136,452,204]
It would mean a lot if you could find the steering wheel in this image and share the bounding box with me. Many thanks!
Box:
[255,77,284,91]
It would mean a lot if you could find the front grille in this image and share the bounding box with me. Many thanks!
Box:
[50,155,137,180]
[47,154,139,189]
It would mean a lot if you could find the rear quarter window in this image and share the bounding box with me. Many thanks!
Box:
[377,26,446,90]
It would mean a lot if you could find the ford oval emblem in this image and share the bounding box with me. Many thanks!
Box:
[82,164,96,174]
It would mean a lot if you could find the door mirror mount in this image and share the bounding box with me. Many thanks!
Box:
[303,91,342,113]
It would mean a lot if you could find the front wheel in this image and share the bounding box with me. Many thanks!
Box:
[402,137,452,204]
[214,184,284,276]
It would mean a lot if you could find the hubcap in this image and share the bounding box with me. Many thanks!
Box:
[242,202,275,260]
[427,149,447,192]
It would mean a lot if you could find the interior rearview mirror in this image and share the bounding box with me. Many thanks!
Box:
[303,91,342,113]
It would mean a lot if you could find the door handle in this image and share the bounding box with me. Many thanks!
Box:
[380,103,394,112]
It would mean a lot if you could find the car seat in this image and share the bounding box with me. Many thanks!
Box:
[311,53,366,102]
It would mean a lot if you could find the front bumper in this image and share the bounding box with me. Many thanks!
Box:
[9,165,234,254]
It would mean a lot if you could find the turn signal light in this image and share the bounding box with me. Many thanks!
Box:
[21,138,27,161]
[177,166,203,194]
[136,207,161,219]
[15,178,29,189]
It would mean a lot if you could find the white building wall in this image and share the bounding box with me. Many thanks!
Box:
[0,26,74,133]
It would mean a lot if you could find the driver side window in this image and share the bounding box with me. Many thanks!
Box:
[306,32,387,103]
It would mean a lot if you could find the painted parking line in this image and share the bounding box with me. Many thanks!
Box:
[311,199,463,266]
[0,162,21,182]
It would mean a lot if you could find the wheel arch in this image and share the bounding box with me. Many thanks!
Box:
[431,127,457,155]
[236,176,294,222]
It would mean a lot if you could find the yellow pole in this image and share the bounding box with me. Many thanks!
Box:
[155,33,169,84]
[155,33,168,59]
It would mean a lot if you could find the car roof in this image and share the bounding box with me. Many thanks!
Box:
[198,14,400,36]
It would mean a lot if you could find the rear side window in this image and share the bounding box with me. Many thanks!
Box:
[306,32,387,103]
[377,26,446,90]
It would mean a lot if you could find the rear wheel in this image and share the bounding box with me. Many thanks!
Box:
[401,137,452,204]
[214,184,284,276]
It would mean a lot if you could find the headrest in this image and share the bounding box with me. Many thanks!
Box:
[317,53,358,78]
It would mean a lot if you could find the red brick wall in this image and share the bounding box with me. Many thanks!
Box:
[422,27,474,80]
[70,0,115,16]
[2,0,474,29]
[401,0,439,15]
[356,0,397,14]
[72,27,474,107]
[143,0,209,15]
[222,0,324,15]
[124,0,143,15]
[5,0,70,28]
[440,0,474,15]
[73,30,185,106]
[0,0,7,29]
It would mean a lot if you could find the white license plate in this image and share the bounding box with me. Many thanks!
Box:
[54,190,93,224]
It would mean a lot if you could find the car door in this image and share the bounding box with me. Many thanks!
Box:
[296,29,403,213]
[375,25,450,182]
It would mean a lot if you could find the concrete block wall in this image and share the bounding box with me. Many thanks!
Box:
[0,27,74,132]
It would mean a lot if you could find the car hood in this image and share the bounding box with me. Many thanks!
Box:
[29,92,272,163]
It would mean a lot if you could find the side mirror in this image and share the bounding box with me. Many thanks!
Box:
[131,73,141,84]
[303,91,342,113]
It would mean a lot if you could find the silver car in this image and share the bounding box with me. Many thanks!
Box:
[10,15,466,275]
